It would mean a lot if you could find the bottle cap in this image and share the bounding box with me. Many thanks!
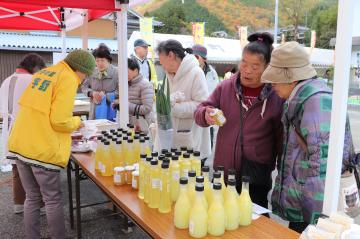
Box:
[134,135,140,140]
[151,152,159,157]
[213,171,221,178]
[97,136,103,140]
[242,176,250,182]
[186,149,193,154]
[158,155,165,161]
[180,177,188,185]
[110,129,116,133]
[228,179,236,186]
[146,156,153,162]
[104,141,110,145]
[213,182,222,190]
[150,160,158,166]
[127,139,133,143]
[188,170,196,177]
[183,153,190,159]
[228,168,236,175]
[161,163,169,169]
[193,151,200,157]
[116,140,122,144]
[101,130,107,134]
[161,149,168,154]
[117,128,123,132]
[180,147,187,151]
[140,153,147,159]
[140,132,146,137]
[122,136,128,141]
[217,165,225,172]
[196,176,204,183]
[140,139,145,143]
[175,151,182,156]
[165,152,172,158]
[171,155,179,161]
[195,185,204,192]
[127,132,132,136]
[144,136,150,140]
[202,166,209,173]
[163,158,170,164]
[127,124,134,129]
[171,148,177,153]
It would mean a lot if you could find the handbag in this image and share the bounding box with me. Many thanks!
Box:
[129,104,150,133]
[292,122,360,217]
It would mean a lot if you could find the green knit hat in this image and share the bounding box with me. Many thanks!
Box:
[64,49,96,76]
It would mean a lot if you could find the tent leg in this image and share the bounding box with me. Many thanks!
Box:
[81,10,89,50]
[61,29,66,58]
[323,0,355,216]
[116,1,129,128]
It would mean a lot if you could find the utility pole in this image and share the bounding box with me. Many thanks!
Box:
[274,0,279,44]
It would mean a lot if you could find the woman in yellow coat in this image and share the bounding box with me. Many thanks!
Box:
[8,50,96,239]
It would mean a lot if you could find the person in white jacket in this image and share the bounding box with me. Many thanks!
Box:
[156,39,211,161]
[0,53,46,214]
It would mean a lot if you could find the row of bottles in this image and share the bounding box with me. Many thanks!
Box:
[174,171,253,238]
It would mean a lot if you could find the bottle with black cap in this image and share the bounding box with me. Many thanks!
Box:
[126,138,134,165]
[171,147,177,154]
[151,151,159,158]
[165,152,172,159]
[159,163,171,213]
[161,149,168,155]
[101,141,113,176]
[133,135,141,163]
[174,177,191,229]
[192,151,201,176]
[127,123,135,138]
[196,176,208,209]
[189,184,207,238]
[114,140,123,167]
[139,138,146,156]
[95,138,105,171]
[187,170,197,204]
[238,176,252,226]
[213,171,225,203]
[144,156,153,204]
[228,168,236,182]
[201,166,212,205]
[138,153,147,200]
[208,182,225,236]
[180,146,188,154]
[217,166,227,196]
[170,155,181,202]
[224,179,239,230]
[181,153,191,178]
[148,159,160,209]
[158,155,165,169]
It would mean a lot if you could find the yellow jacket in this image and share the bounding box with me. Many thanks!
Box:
[8,61,81,170]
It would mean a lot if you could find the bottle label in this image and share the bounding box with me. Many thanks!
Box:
[101,164,105,174]
[114,175,121,183]
[172,171,180,181]
[189,220,194,234]
[152,179,160,189]
[132,179,137,189]
[160,180,163,191]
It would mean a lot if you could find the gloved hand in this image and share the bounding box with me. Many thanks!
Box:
[170,91,185,106]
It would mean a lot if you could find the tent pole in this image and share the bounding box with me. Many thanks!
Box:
[323,0,355,215]
[115,0,129,128]
[81,10,89,50]
[61,29,66,58]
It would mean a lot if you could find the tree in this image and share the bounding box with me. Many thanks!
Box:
[310,5,337,49]
[280,0,319,41]
[151,4,189,34]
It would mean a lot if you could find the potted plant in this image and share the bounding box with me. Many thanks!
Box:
[156,77,172,130]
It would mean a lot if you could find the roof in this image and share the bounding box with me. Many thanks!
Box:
[0,31,335,66]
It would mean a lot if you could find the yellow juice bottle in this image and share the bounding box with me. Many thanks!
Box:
[101,141,113,176]
[139,138,147,155]
[208,182,225,236]
[212,172,225,204]
[95,137,104,171]
[181,153,191,178]
[126,139,135,165]
[144,156,153,204]
[187,170,196,204]
[238,176,252,226]
[138,154,147,200]
[170,155,181,202]
[201,166,212,206]
[158,155,165,169]
[192,151,202,176]
[122,136,129,165]
[189,185,208,238]
[225,179,240,230]
[109,137,116,164]
[145,136,152,155]
[171,147,177,155]
[174,177,191,229]
[195,176,208,209]
[114,140,124,167]
[228,168,236,181]
[216,166,227,199]
[148,160,160,209]
[158,163,171,213]
[133,135,141,163]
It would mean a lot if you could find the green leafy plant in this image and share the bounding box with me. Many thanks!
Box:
[156,77,172,130]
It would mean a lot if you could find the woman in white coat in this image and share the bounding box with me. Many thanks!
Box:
[0,53,45,213]
[156,39,211,162]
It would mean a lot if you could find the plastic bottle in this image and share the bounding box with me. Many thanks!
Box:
[201,166,212,207]
[122,136,129,165]
[192,151,202,176]
[127,123,135,138]
[195,176,208,209]
[189,185,208,238]
[151,151,158,158]
[139,138,147,155]
[138,153,147,200]
[181,153,191,178]
[170,155,181,202]
[170,147,177,154]
[158,163,171,213]
[113,167,125,185]
[225,179,240,230]
[209,108,226,126]
[127,139,135,165]
[212,172,225,204]
[158,155,165,169]
[216,166,227,199]
[101,141,113,176]
[113,140,123,167]
[228,168,236,182]
[174,177,191,229]
[133,135,141,163]
[144,136,152,155]
[132,171,139,189]
[161,149,168,155]
[95,137,104,171]
[148,160,161,209]
[144,156,153,204]
[208,182,225,236]
[238,176,252,226]
[187,170,197,204]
